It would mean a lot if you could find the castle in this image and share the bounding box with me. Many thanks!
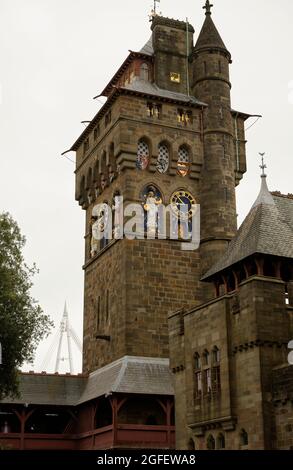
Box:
[1,2,292,450]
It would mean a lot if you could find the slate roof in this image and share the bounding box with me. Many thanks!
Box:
[78,356,173,404]
[140,36,154,56]
[194,13,228,54]
[0,373,86,406]
[122,78,207,106]
[202,176,293,281]
[1,357,174,406]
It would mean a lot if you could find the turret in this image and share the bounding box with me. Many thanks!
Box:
[192,2,238,279]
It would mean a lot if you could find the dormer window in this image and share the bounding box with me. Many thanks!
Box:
[140,63,149,81]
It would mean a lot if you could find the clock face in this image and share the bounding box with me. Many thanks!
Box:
[170,190,196,220]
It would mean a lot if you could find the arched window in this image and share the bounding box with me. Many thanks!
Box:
[188,438,196,450]
[217,433,225,449]
[207,435,215,450]
[194,352,201,370]
[157,143,169,174]
[140,63,149,81]
[212,347,220,364]
[137,139,150,170]
[240,429,248,446]
[177,146,190,176]
[203,350,209,366]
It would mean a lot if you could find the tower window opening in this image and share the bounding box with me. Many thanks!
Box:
[136,139,150,171]
[204,368,212,395]
[177,146,190,177]
[194,352,201,370]
[177,109,192,125]
[157,143,169,174]
[212,346,220,364]
[203,350,209,366]
[147,102,161,118]
[211,365,221,394]
[217,433,225,450]
[240,429,249,446]
[194,371,202,398]
[207,434,215,450]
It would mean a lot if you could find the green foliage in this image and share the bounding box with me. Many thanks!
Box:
[0,212,53,399]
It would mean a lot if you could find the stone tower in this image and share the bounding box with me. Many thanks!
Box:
[169,172,293,449]
[69,5,248,376]
[192,6,239,278]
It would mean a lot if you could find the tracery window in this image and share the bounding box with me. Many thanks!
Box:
[137,139,150,170]
[157,143,169,174]
[177,146,190,176]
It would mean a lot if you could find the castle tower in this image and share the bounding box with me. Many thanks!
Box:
[191,2,248,280]
[63,3,251,445]
[71,16,206,374]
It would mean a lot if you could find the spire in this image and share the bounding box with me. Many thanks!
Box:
[195,1,228,53]
[203,0,213,16]
[252,153,275,208]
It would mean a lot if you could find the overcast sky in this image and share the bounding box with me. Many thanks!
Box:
[0,0,292,373]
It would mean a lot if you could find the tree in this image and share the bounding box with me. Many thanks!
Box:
[0,212,53,399]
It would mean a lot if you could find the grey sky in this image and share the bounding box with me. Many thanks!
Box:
[0,0,292,373]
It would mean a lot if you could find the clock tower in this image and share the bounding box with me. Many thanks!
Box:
[67,4,249,438]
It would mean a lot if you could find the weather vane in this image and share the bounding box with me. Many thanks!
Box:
[259,152,267,177]
[203,0,213,15]
[149,0,162,21]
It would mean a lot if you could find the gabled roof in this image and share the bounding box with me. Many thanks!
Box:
[98,50,154,99]
[202,176,293,281]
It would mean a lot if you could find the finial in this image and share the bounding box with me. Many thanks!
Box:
[203,0,213,15]
[259,152,267,177]
[149,0,162,21]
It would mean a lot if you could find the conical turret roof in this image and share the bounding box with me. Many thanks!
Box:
[202,175,293,280]
[194,12,227,52]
